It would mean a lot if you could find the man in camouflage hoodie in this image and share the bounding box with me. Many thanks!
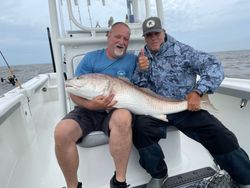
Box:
[132,17,250,188]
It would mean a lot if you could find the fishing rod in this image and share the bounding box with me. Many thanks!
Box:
[0,50,22,88]
[47,27,56,73]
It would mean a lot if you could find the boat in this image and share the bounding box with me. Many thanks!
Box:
[0,0,250,187]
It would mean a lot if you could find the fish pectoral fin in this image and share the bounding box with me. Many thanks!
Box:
[103,80,112,96]
[151,114,168,122]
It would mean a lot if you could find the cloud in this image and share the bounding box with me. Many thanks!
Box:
[0,0,51,65]
[0,0,49,28]
[0,22,51,65]
[159,0,250,51]
[1,0,250,65]
[164,0,250,32]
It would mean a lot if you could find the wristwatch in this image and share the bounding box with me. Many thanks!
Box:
[193,90,203,97]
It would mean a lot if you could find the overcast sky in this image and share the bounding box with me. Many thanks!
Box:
[0,0,250,66]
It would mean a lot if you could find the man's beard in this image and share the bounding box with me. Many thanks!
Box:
[114,46,125,57]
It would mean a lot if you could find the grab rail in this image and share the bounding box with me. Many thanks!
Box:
[0,75,49,126]
[217,78,250,101]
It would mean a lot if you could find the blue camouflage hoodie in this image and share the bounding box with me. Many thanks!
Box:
[132,34,224,100]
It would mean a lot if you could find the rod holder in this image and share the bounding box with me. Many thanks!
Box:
[240,99,248,108]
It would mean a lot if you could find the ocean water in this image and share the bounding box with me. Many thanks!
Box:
[212,49,250,79]
[1,49,250,95]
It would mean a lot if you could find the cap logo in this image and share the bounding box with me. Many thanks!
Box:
[146,20,155,28]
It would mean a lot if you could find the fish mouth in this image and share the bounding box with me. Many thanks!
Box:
[65,83,79,88]
[65,83,73,87]
[65,84,81,93]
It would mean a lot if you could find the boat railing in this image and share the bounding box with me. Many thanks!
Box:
[0,74,52,126]
[217,78,250,108]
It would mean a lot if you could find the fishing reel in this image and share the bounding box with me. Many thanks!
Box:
[1,75,18,86]
[0,50,21,87]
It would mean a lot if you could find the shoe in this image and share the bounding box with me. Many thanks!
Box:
[146,175,168,188]
[77,182,82,188]
[62,182,82,188]
[110,173,130,188]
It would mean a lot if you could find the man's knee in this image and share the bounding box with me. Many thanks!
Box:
[204,127,239,154]
[54,119,81,146]
[109,109,132,131]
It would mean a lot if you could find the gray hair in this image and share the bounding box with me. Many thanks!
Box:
[108,22,131,35]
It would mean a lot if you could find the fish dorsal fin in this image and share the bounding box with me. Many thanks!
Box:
[139,88,165,100]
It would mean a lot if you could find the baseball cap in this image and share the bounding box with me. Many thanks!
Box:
[142,17,164,36]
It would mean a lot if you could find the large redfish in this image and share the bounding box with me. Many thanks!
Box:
[65,73,211,121]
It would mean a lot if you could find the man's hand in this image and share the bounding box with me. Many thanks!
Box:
[138,48,149,70]
[70,93,117,110]
[186,92,201,111]
[90,94,117,110]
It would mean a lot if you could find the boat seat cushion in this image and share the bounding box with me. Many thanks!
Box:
[78,126,179,148]
[78,131,109,148]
